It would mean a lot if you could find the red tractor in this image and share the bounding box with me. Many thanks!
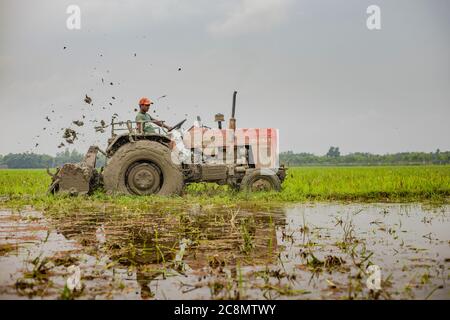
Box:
[48,92,286,196]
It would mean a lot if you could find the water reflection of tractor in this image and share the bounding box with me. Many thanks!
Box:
[48,92,286,196]
[51,208,282,299]
[53,210,280,266]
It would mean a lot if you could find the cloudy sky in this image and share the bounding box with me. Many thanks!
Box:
[0,0,449,156]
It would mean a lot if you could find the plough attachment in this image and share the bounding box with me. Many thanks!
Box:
[48,146,102,195]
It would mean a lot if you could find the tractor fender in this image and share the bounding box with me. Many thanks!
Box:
[106,134,171,157]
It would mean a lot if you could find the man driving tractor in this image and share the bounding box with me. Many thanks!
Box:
[135,97,171,134]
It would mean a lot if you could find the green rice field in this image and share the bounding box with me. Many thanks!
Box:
[0,166,448,208]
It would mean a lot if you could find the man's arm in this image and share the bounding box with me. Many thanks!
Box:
[150,117,171,130]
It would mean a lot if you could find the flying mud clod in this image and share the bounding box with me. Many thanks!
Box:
[84,95,92,104]
[63,128,77,144]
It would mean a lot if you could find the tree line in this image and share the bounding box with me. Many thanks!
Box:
[0,147,448,168]
[281,147,450,166]
[0,149,106,169]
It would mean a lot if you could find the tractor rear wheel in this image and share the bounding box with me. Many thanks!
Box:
[240,169,282,192]
[103,140,184,196]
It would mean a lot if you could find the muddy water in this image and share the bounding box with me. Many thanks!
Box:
[0,203,448,299]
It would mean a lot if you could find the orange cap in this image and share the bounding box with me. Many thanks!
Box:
[139,97,153,106]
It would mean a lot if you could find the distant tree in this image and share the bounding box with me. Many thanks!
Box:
[2,153,53,168]
[326,146,340,157]
[433,148,442,164]
[280,149,450,166]
[53,149,84,167]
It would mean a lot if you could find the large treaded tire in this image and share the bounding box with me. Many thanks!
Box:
[103,140,184,196]
[240,169,282,192]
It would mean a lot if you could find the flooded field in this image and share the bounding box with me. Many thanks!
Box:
[0,203,449,300]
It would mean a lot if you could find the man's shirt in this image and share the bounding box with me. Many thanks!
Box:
[135,112,156,134]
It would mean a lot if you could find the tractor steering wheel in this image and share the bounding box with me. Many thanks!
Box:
[168,119,187,132]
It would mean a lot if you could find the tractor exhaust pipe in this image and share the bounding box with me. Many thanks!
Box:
[229,91,237,130]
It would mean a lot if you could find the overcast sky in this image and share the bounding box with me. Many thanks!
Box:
[0,0,449,156]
